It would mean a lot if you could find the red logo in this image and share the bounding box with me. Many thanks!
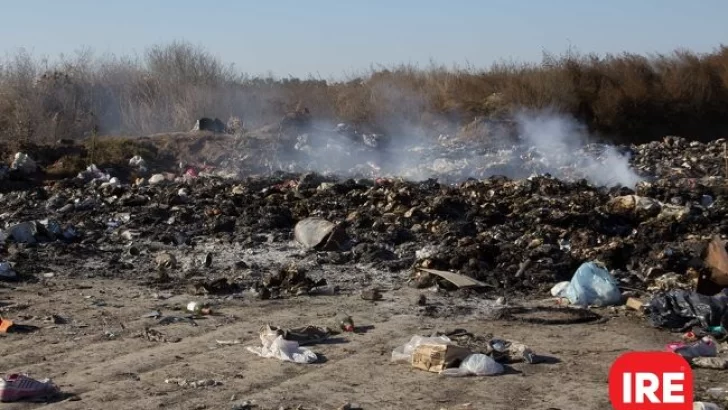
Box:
[609,352,693,410]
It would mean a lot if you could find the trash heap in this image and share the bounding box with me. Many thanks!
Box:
[1,136,728,297]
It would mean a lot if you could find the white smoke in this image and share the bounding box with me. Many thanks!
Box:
[258,107,644,188]
[514,109,643,187]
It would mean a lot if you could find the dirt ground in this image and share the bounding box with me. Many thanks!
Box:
[2,265,724,410]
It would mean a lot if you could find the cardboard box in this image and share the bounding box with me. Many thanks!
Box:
[411,343,472,373]
[625,297,644,311]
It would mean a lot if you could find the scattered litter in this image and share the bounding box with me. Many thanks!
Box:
[158,316,197,326]
[149,174,166,185]
[6,222,38,244]
[139,327,180,343]
[10,153,37,174]
[187,301,212,316]
[606,195,661,219]
[563,262,621,306]
[439,353,504,377]
[666,336,718,359]
[646,289,728,331]
[392,335,455,364]
[625,297,644,311]
[164,378,222,388]
[141,310,162,319]
[231,401,256,410]
[216,339,242,346]
[246,331,317,364]
[361,289,383,301]
[337,314,355,332]
[550,281,569,297]
[263,324,333,346]
[411,343,472,373]
[294,217,348,251]
[702,236,728,295]
[0,318,40,334]
[77,164,110,183]
[192,278,240,295]
[0,262,17,281]
[129,156,148,172]
[0,374,58,402]
[415,268,492,289]
[336,403,362,410]
[155,252,177,271]
[45,315,67,325]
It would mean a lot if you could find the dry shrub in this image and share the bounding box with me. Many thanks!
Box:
[1,42,728,147]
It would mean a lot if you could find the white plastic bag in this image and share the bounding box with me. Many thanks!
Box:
[439,354,504,377]
[391,335,453,363]
[564,262,621,307]
[246,331,317,364]
[550,281,569,297]
[10,152,36,173]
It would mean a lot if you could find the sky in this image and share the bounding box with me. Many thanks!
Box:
[0,0,726,79]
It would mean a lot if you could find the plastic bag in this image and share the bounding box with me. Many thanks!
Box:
[564,262,621,306]
[550,281,569,297]
[391,335,452,363]
[646,289,728,331]
[10,152,36,173]
[439,354,504,377]
[0,262,16,280]
[246,332,317,364]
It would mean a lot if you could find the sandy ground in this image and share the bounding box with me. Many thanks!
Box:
[0,239,725,410]
[3,272,723,410]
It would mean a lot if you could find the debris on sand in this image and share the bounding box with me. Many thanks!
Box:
[164,377,222,388]
[294,217,348,251]
[246,325,318,364]
[0,262,17,281]
[413,268,491,289]
[10,153,37,174]
[0,374,59,402]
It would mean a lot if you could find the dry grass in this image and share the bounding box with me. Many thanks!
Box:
[1,41,728,146]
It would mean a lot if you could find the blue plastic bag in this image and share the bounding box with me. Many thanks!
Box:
[564,262,621,307]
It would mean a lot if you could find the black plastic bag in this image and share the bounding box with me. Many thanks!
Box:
[646,289,728,331]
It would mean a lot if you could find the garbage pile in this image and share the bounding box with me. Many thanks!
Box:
[233,132,728,186]
[1,138,728,295]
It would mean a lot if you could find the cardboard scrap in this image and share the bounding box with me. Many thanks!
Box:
[700,236,728,295]
[625,297,644,311]
[411,343,472,373]
[706,237,728,285]
[416,268,492,289]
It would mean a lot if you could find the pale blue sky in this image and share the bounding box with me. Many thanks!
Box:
[1,0,726,78]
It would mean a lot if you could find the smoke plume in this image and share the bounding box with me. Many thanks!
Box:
[270,108,644,188]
